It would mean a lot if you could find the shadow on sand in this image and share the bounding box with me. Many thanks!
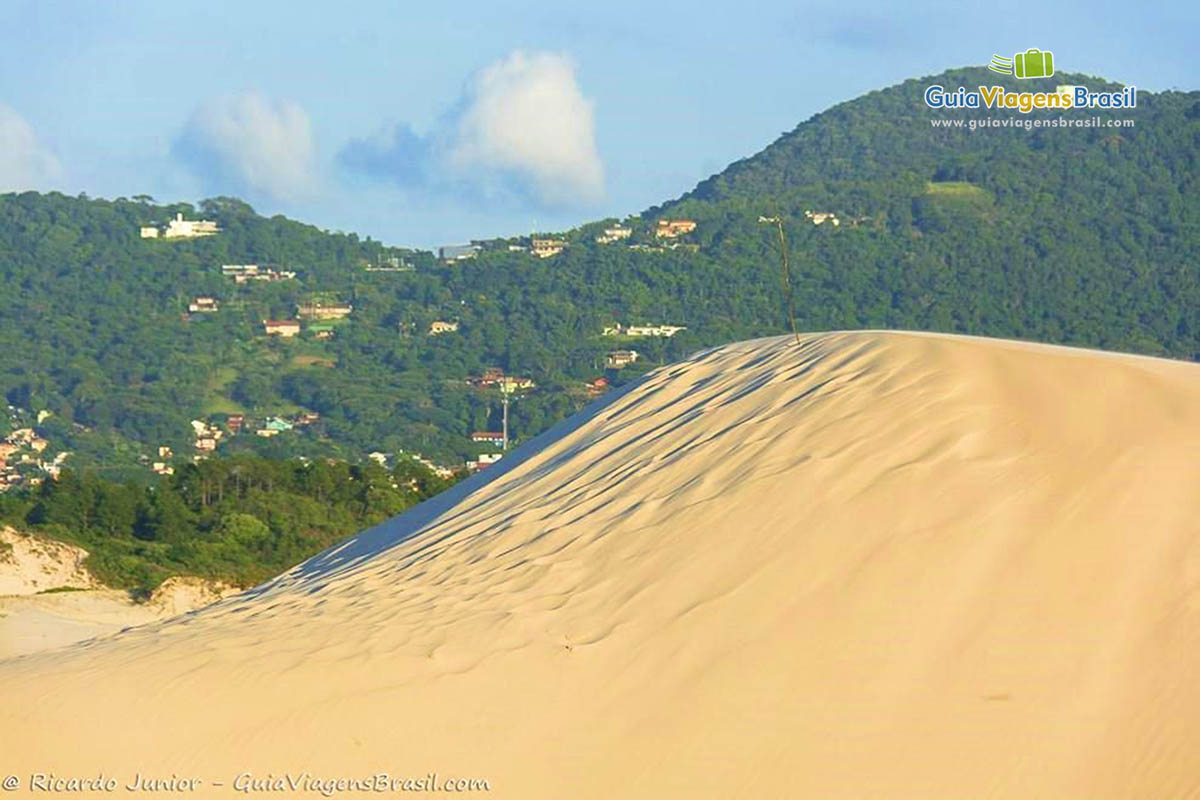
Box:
[239,374,650,599]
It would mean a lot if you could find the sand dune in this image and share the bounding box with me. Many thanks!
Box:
[3,331,1200,798]
[0,526,236,659]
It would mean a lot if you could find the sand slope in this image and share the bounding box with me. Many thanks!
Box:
[0,526,237,658]
[0,577,238,659]
[0,527,98,596]
[3,331,1200,798]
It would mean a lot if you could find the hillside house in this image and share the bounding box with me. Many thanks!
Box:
[189,297,219,313]
[309,323,336,340]
[263,320,301,338]
[429,320,459,335]
[294,412,320,426]
[531,238,566,258]
[439,244,481,261]
[223,264,296,284]
[626,324,686,338]
[194,437,218,452]
[605,323,687,338]
[606,350,640,369]
[499,376,536,392]
[595,225,632,244]
[225,415,245,434]
[223,264,261,278]
[151,462,175,476]
[585,376,610,395]
[804,210,840,226]
[158,445,174,459]
[471,431,506,446]
[471,367,506,387]
[164,213,220,239]
[139,226,160,239]
[7,428,35,446]
[364,255,413,272]
[469,452,503,471]
[297,303,353,320]
[655,219,697,238]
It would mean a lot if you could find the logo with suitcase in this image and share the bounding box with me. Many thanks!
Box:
[989,49,1055,79]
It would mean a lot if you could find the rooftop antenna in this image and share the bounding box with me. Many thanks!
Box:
[758,210,801,345]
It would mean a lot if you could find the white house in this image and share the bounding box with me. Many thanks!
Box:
[595,225,632,244]
[804,210,840,227]
[164,213,221,239]
[606,350,640,369]
[624,324,687,338]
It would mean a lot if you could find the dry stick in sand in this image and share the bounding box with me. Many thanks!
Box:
[760,211,801,345]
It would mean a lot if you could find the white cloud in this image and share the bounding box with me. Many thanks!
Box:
[176,93,317,202]
[0,104,62,192]
[445,51,604,205]
[340,51,605,209]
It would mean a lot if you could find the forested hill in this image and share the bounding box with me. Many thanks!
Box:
[647,66,1200,355]
[1,66,1198,477]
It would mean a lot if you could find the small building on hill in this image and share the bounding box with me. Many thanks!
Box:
[655,219,696,238]
[625,324,687,338]
[531,238,566,258]
[585,376,610,396]
[263,319,301,338]
[606,350,640,369]
[429,320,459,335]
[308,323,336,340]
[163,213,220,239]
[471,431,506,447]
[297,302,352,320]
[596,225,632,244]
[439,244,482,261]
[804,210,840,226]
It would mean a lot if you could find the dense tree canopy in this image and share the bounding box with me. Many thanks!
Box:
[0,455,454,591]
[0,66,1196,479]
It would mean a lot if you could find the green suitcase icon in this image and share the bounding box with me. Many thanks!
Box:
[1014,48,1054,79]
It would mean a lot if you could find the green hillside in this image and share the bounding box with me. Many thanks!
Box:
[1,66,1198,478]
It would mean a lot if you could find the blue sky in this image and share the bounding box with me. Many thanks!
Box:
[0,0,1195,248]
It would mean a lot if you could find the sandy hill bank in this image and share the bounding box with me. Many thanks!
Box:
[3,331,1200,799]
[0,528,237,658]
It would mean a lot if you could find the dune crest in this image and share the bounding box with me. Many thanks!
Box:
[4,331,1200,798]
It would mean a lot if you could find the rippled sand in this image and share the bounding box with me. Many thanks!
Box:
[4,331,1200,798]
